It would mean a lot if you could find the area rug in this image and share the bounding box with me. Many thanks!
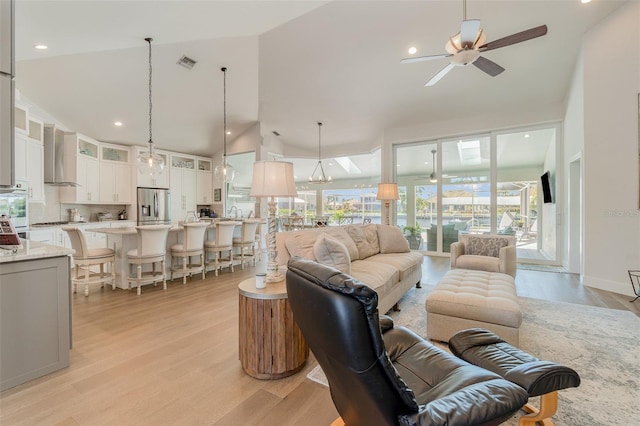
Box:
[307,287,640,425]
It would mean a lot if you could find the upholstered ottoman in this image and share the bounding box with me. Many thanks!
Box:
[425,269,521,345]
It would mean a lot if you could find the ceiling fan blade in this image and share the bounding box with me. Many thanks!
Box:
[425,63,455,87]
[473,55,505,77]
[401,53,452,64]
[460,19,481,48]
[478,25,548,52]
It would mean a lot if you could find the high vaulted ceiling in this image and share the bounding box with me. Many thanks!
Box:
[14,0,625,161]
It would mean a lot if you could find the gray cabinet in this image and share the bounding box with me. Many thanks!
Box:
[0,255,71,391]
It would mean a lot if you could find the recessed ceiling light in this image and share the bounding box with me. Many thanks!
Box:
[114,121,123,127]
[226,131,231,135]
[424,161,429,164]
[524,133,530,138]
[408,46,417,55]
[581,0,592,4]
[33,44,48,50]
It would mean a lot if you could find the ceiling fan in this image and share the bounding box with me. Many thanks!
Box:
[401,0,547,86]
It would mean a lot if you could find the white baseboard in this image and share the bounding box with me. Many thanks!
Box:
[583,274,634,297]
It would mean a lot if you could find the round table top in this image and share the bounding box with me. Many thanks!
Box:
[238,277,287,300]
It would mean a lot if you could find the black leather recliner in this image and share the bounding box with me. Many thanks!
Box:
[286,258,529,426]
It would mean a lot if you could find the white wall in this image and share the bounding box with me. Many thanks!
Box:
[563,49,585,273]
[581,1,640,295]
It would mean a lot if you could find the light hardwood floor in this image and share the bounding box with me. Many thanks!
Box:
[1,256,637,425]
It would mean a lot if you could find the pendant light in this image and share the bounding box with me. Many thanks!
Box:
[136,37,165,177]
[214,67,235,183]
[308,122,331,184]
[429,149,438,183]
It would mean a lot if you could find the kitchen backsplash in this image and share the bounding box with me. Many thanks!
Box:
[29,186,129,224]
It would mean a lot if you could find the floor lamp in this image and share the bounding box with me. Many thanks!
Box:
[250,161,297,283]
[377,183,399,226]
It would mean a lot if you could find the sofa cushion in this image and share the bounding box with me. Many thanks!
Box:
[377,225,410,254]
[324,227,360,261]
[314,233,351,274]
[350,259,399,297]
[370,252,423,281]
[346,224,380,259]
[284,232,318,261]
[466,236,508,258]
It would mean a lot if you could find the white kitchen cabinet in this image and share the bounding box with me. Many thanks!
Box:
[59,133,100,204]
[99,162,132,204]
[170,154,197,223]
[14,132,27,182]
[14,131,44,202]
[99,144,132,204]
[27,228,57,245]
[13,104,27,135]
[26,137,44,202]
[196,158,213,204]
[135,147,170,189]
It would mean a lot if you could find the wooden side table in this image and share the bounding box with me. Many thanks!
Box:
[238,278,309,379]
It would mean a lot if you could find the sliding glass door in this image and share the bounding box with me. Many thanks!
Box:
[395,124,559,264]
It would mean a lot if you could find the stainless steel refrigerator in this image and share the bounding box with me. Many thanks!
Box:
[137,187,171,225]
[0,0,15,189]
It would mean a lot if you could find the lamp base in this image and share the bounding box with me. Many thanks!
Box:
[266,270,285,283]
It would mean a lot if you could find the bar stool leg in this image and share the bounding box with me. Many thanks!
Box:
[161,259,167,290]
[230,249,234,273]
[137,264,142,296]
[84,266,90,297]
[182,256,187,285]
[110,260,116,290]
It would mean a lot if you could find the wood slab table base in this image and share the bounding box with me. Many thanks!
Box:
[238,278,309,379]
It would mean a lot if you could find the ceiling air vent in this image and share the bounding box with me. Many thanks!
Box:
[176,55,197,70]
[272,131,280,136]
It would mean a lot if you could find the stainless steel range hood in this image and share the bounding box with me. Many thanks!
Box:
[43,125,79,187]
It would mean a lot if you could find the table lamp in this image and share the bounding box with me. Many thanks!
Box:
[376,183,399,226]
[250,161,297,283]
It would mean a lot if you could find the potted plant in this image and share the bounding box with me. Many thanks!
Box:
[403,224,422,250]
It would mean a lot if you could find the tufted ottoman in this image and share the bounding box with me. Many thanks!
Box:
[425,269,521,345]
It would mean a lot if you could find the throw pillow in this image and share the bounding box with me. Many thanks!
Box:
[284,233,318,261]
[466,237,508,258]
[313,233,351,274]
[325,227,360,261]
[346,224,380,259]
[376,225,410,253]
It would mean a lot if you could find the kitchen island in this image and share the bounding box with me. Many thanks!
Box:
[0,240,74,391]
[93,219,264,290]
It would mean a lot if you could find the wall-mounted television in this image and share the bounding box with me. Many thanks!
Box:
[541,171,553,204]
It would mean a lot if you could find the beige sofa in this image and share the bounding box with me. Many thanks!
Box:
[450,234,517,278]
[276,224,423,314]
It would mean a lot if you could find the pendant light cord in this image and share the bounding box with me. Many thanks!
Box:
[145,37,153,148]
[317,122,322,160]
[222,67,227,158]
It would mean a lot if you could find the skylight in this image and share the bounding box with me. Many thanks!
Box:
[334,157,362,174]
[457,140,482,165]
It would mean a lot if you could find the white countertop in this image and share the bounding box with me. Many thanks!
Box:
[0,240,74,264]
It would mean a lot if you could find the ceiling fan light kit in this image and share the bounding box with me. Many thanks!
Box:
[401,0,548,87]
[429,149,437,183]
[136,37,166,177]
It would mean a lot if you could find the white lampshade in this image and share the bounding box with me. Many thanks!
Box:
[376,183,399,201]
[250,161,298,198]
